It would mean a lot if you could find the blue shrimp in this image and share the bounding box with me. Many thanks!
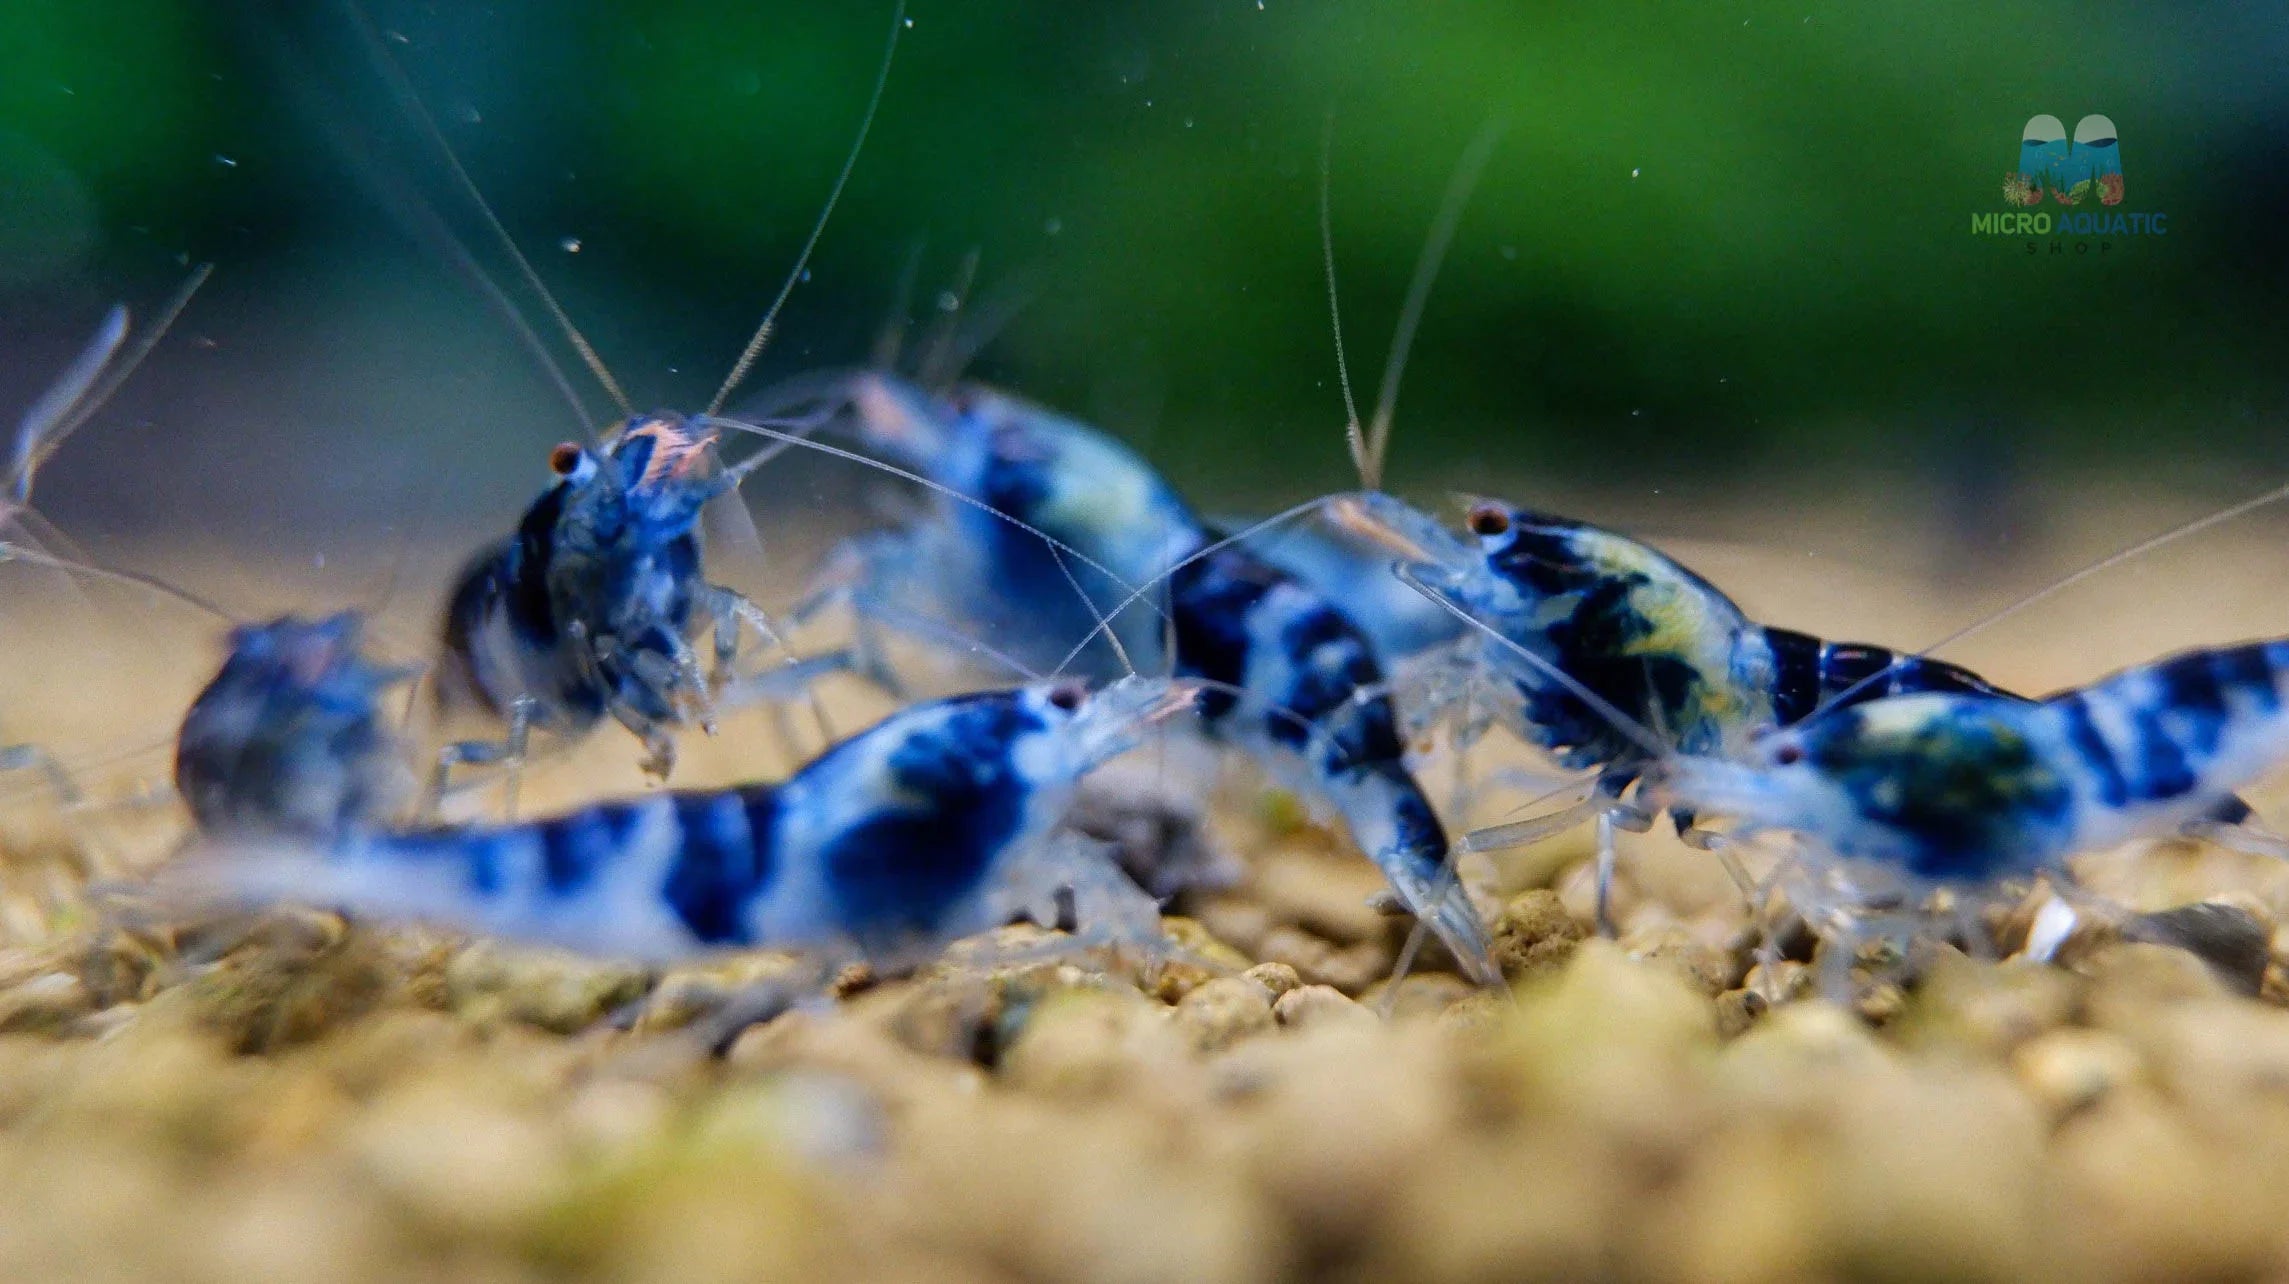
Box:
[435,415,821,783]
[1647,639,2289,970]
[363,4,903,794]
[176,678,1188,967]
[174,613,420,840]
[1298,122,2248,934]
[742,373,1501,983]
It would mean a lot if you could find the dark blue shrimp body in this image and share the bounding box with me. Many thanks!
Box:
[439,413,734,774]
[175,614,416,839]
[1666,640,2289,882]
[208,680,1182,963]
[1165,536,1460,940]
[830,376,1496,980]
[1349,495,2013,790]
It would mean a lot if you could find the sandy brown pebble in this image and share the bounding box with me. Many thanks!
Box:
[2012,1027,2145,1119]
[1741,958,1813,1005]
[1489,888,1586,981]
[895,1090,1287,1284]
[1171,976,1276,1052]
[1253,925,1391,993]
[1271,983,1373,1033]
[1821,1064,2045,1282]
[2040,1089,2287,1284]
[1232,1020,1457,1243]
[1466,943,1715,1148]
[1713,986,1770,1039]
[1893,956,2079,1060]
[880,970,1002,1063]
[1715,1000,1893,1106]
[999,987,1194,1104]
[0,970,89,1034]
[1241,961,1301,997]
[70,930,175,1008]
[346,1077,573,1236]
[183,930,398,1053]
[1155,916,1253,972]
[1359,1129,1621,1283]
[1623,924,1736,996]
[444,942,650,1035]
[1186,897,1272,956]
[2080,941,2233,1039]
[632,953,811,1034]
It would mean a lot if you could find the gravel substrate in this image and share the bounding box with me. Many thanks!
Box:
[8,802,2289,1284]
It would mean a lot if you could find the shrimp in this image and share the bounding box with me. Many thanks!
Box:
[1647,639,2289,976]
[174,613,421,840]
[343,3,906,796]
[434,414,823,785]
[733,373,1500,984]
[1295,120,2259,938]
[172,678,1188,969]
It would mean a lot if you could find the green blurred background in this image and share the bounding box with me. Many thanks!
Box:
[1,0,2285,548]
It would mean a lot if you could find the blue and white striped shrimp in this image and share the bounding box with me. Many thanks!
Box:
[1646,640,2289,958]
[176,678,1188,967]
[361,5,903,793]
[174,613,420,841]
[1295,124,2041,927]
[742,372,1501,984]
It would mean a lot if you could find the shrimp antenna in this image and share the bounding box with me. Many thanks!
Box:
[915,247,982,393]
[11,308,124,507]
[0,541,239,626]
[1322,112,1506,491]
[870,238,929,372]
[343,1,633,421]
[1799,477,2289,729]
[11,264,213,506]
[41,265,215,477]
[1319,110,1368,483]
[1363,118,1505,489]
[707,0,906,417]
[933,267,1040,390]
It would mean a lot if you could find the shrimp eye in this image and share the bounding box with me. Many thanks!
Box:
[1772,744,1804,766]
[1046,683,1084,712]
[1466,503,1512,538]
[548,443,585,476]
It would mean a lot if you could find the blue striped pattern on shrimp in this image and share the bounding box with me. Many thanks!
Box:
[803,373,1498,982]
[1656,640,2289,882]
[183,679,1185,964]
[1337,494,2017,792]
